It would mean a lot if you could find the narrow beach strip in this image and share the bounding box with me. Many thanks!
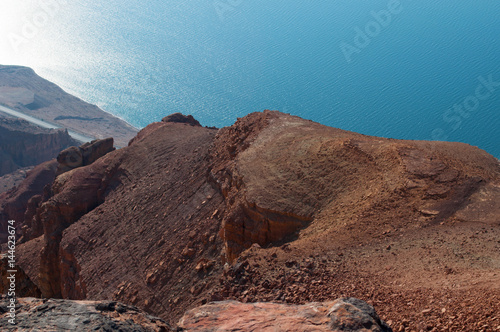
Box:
[0,104,95,143]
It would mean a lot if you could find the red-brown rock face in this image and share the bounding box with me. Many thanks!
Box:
[211,111,499,262]
[17,119,225,321]
[7,111,500,328]
[0,257,41,298]
[0,139,116,245]
[178,298,392,332]
[0,160,58,243]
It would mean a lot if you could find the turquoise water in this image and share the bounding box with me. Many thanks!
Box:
[1,0,499,157]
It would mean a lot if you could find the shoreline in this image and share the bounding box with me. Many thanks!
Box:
[0,65,138,147]
[0,103,95,144]
[32,68,141,131]
[26,64,145,132]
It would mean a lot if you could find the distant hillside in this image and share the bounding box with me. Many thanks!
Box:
[0,65,138,147]
[0,117,78,178]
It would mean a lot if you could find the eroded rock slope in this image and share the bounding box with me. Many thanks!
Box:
[5,111,499,330]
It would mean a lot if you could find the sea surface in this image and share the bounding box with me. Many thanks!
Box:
[0,0,499,157]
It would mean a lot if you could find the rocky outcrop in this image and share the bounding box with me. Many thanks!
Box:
[15,117,224,322]
[162,113,201,127]
[0,65,138,147]
[56,138,115,174]
[37,154,122,299]
[179,298,392,331]
[0,297,172,331]
[0,118,77,178]
[0,296,389,331]
[0,139,115,244]
[0,160,58,243]
[329,298,393,332]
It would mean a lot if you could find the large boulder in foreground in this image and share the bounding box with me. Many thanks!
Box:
[178,298,392,331]
[0,297,172,331]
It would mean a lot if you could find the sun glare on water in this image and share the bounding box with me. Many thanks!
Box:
[0,0,69,69]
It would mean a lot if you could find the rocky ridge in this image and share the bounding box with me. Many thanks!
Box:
[1,111,499,330]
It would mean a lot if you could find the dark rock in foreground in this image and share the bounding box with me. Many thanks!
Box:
[0,297,172,331]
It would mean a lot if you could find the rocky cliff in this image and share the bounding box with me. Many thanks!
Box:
[0,139,115,244]
[3,111,500,330]
[0,160,57,244]
[0,117,77,179]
